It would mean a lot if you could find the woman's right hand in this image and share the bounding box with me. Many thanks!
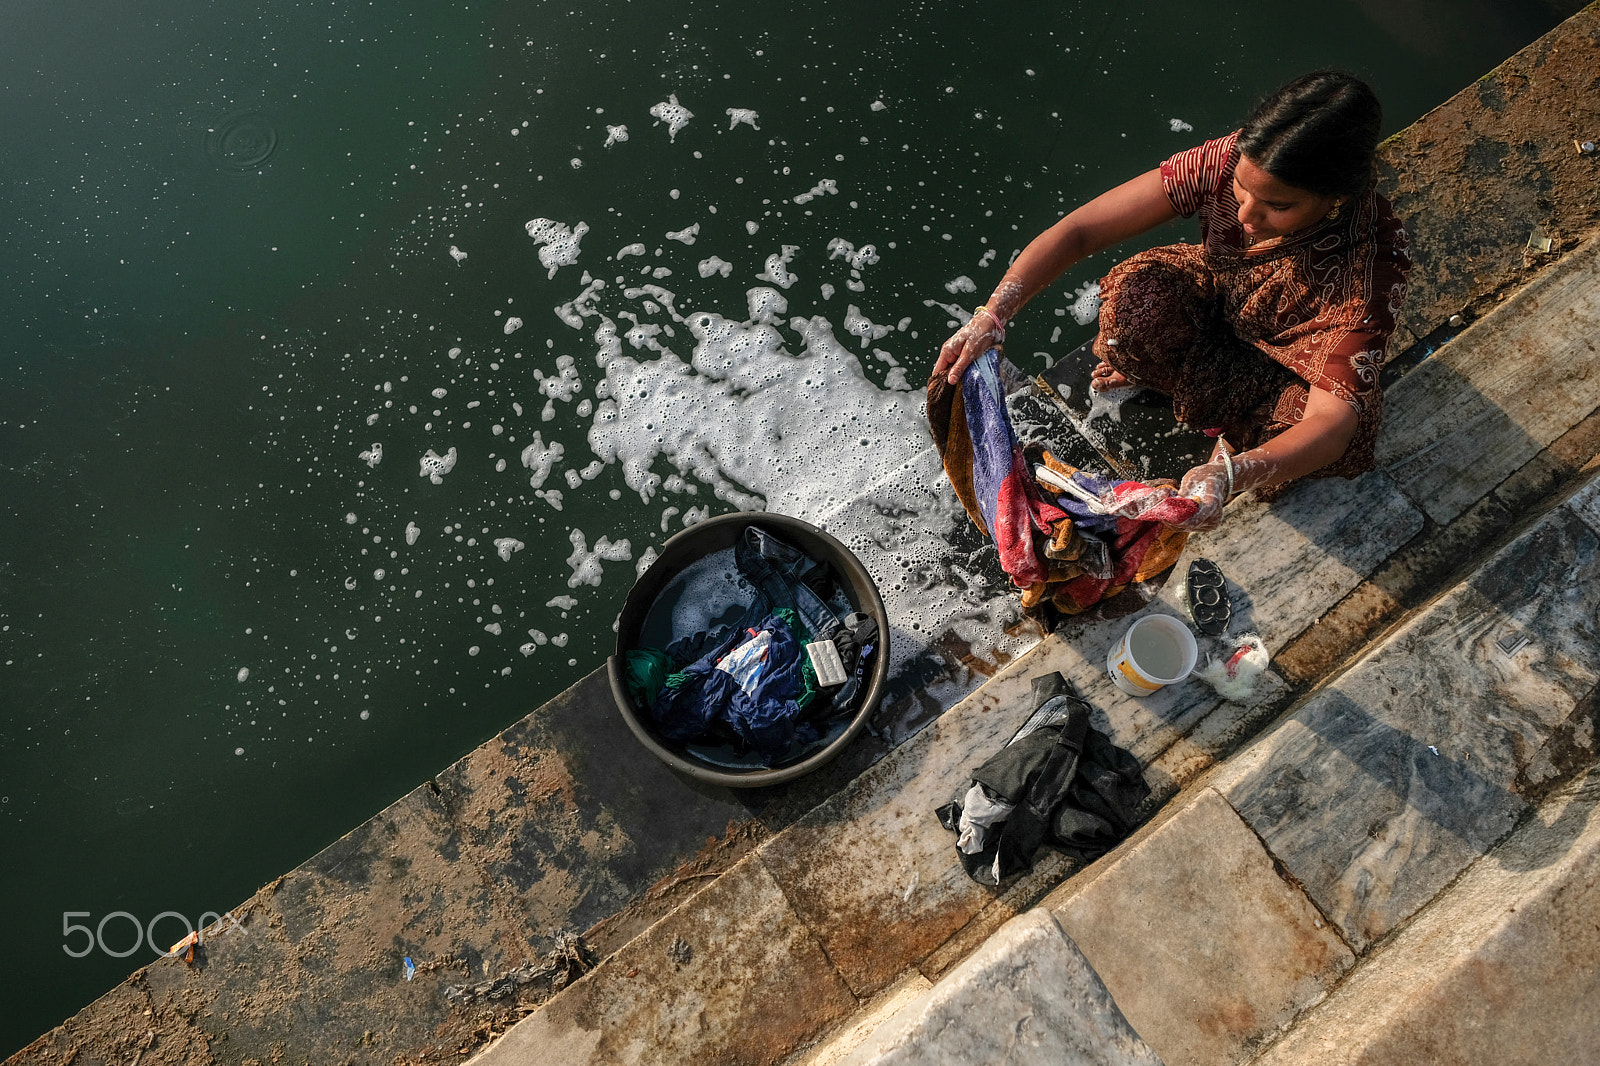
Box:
[934,308,1005,385]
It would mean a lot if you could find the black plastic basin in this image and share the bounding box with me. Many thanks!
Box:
[608,511,889,787]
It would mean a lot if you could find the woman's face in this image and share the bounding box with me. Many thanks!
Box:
[1233,155,1341,240]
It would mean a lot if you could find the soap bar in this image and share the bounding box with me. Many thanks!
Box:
[805,639,848,687]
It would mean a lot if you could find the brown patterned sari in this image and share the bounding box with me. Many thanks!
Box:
[1094,131,1412,481]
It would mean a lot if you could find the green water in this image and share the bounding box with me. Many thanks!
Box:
[0,0,1571,1051]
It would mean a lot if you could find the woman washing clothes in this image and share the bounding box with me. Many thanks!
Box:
[933,70,1412,533]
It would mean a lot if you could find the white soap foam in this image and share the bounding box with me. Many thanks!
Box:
[793,178,838,205]
[1070,280,1102,325]
[524,218,590,279]
[564,529,633,588]
[725,108,760,131]
[870,100,887,112]
[494,537,525,562]
[419,447,458,485]
[698,256,733,278]
[648,94,694,142]
[666,223,700,245]
[757,247,799,289]
[536,355,584,402]
[617,243,647,259]
[236,667,250,683]
[544,596,578,611]
[944,275,977,295]
[1170,118,1194,133]
[504,316,524,335]
[359,443,383,468]
[405,521,421,546]
[826,239,879,270]
[843,304,892,348]
[449,245,468,263]
[604,124,629,147]
[520,433,564,488]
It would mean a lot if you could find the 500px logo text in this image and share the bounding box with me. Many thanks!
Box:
[62,910,247,959]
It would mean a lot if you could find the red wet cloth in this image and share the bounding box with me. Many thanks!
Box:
[927,352,1192,614]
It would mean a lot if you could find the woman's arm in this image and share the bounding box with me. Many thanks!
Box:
[1175,387,1359,531]
[934,168,1178,385]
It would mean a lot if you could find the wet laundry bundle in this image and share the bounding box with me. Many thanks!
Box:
[936,672,1149,886]
[623,526,878,763]
[926,348,1194,614]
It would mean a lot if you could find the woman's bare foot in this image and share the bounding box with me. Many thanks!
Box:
[1089,361,1132,391]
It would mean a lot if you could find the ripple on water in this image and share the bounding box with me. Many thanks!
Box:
[205,110,279,171]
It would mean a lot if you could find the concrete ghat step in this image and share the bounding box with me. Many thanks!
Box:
[1248,765,1600,1066]
[824,909,1165,1066]
[1029,470,1600,1066]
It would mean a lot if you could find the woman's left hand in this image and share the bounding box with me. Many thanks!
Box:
[1173,461,1230,532]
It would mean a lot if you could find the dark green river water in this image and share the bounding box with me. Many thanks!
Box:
[0,0,1573,1051]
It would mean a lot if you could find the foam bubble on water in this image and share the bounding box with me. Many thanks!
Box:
[826,239,879,271]
[359,443,383,467]
[570,158,583,169]
[757,247,799,290]
[419,447,458,484]
[536,488,564,510]
[979,248,997,268]
[1070,280,1102,325]
[1169,118,1194,133]
[666,223,700,245]
[468,646,480,656]
[545,596,578,611]
[843,305,892,349]
[944,275,977,295]
[525,218,589,279]
[236,667,250,683]
[360,709,370,720]
[519,642,537,656]
[432,387,448,399]
[870,100,887,112]
[820,282,836,300]
[746,221,759,235]
[725,107,760,131]
[448,347,462,358]
[449,245,468,263]
[793,178,838,205]
[484,622,503,635]
[520,433,564,488]
[366,413,380,425]
[504,316,524,335]
[344,576,359,590]
[698,256,733,279]
[564,468,582,489]
[648,93,694,142]
[635,546,659,577]
[537,355,583,403]
[617,243,647,259]
[564,529,633,587]
[551,633,569,648]
[346,512,358,525]
[604,124,629,147]
[405,521,421,545]
[494,537,525,562]
[235,747,245,756]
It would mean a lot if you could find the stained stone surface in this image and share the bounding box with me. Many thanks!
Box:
[834,909,1165,1066]
[1217,503,1600,951]
[1168,469,1423,656]
[467,858,857,1066]
[1379,237,1600,525]
[1568,470,1600,533]
[1046,789,1354,1066]
[1253,770,1600,1066]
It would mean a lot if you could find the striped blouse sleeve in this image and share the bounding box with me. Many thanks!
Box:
[1159,131,1240,218]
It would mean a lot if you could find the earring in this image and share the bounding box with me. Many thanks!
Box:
[1326,201,1344,221]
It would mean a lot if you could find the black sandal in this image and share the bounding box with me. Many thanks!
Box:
[1187,558,1230,635]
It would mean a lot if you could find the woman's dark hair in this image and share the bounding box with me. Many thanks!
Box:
[1238,71,1382,198]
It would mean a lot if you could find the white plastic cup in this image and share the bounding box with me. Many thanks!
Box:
[1106,615,1198,696]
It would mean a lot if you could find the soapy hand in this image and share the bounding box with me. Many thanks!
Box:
[1174,461,1230,532]
[935,307,1006,385]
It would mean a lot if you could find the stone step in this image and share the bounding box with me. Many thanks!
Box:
[1026,468,1600,1066]
[1249,763,1600,1065]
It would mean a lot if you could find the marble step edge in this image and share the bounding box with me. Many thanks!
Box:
[1242,763,1600,1066]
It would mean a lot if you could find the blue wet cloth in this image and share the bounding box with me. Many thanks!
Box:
[649,612,807,757]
